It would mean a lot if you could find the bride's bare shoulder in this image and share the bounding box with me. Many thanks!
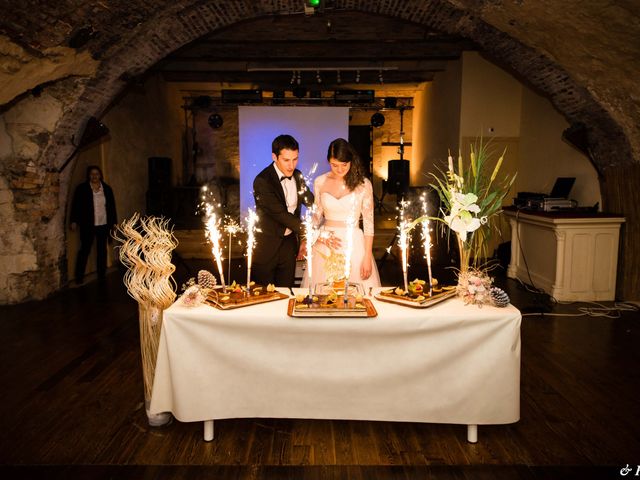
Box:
[313,172,331,188]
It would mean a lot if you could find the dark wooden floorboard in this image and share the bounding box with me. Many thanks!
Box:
[1,260,639,479]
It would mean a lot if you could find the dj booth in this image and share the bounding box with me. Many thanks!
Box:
[504,207,625,301]
[514,177,578,212]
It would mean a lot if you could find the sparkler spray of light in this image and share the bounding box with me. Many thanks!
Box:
[297,162,319,197]
[204,203,227,293]
[303,208,316,299]
[420,192,434,296]
[298,162,319,300]
[223,217,242,286]
[343,196,357,306]
[245,207,258,290]
[398,199,410,293]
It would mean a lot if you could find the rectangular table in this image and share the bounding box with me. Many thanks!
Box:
[150,288,521,442]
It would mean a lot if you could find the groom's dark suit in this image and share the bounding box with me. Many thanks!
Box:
[252,163,314,287]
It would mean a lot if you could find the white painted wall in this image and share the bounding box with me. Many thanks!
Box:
[518,87,601,208]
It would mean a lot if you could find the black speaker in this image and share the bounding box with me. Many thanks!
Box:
[146,189,172,217]
[387,159,410,195]
[272,90,285,105]
[221,89,262,104]
[334,89,375,104]
[148,157,172,190]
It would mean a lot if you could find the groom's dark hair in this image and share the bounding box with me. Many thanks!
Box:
[272,134,299,156]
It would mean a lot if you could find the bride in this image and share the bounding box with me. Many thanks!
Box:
[301,138,382,291]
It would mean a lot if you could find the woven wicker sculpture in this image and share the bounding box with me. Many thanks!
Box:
[113,213,177,426]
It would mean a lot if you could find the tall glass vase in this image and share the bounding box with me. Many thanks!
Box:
[139,303,172,427]
[456,235,471,276]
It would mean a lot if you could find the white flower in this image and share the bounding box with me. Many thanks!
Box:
[181,285,205,307]
[444,192,483,241]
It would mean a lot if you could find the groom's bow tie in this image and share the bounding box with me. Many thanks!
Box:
[280,175,293,181]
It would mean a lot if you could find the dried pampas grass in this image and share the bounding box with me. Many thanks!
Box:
[113,214,177,409]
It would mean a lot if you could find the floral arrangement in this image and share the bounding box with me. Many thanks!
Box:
[456,269,493,306]
[179,269,217,307]
[408,139,516,307]
[435,141,516,271]
[321,249,347,283]
[457,269,511,308]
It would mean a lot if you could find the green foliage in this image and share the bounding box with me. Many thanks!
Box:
[410,138,517,269]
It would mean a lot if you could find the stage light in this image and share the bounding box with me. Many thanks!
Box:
[292,87,308,99]
[371,112,385,128]
[303,0,323,14]
[208,113,223,129]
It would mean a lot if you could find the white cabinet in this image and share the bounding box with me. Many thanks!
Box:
[505,209,625,301]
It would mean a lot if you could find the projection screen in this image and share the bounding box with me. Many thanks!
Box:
[238,106,349,217]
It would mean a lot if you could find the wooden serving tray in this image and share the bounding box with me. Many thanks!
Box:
[374,289,456,308]
[287,298,378,318]
[206,288,289,310]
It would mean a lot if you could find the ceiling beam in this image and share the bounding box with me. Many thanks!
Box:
[158,70,436,85]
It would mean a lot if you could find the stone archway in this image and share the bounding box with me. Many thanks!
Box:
[1,0,638,303]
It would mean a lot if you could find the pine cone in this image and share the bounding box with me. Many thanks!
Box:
[197,270,217,289]
[490,286,510,307]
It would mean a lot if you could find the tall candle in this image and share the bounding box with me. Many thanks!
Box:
[343,196,357,305]
[223,217,241,287]
[303,208,315,299]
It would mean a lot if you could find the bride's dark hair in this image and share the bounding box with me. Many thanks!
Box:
[327,138,365,191]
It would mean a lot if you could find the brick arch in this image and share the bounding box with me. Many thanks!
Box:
[7,0,637,303]
[47,0,632,175]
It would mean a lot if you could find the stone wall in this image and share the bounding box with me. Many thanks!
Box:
[0,77,88,303]
[0,0,639,302]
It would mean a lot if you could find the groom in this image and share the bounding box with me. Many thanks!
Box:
[252,134,315,287]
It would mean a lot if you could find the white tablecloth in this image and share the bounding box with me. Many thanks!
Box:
[150,289,521,426]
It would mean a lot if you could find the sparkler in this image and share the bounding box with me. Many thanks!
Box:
[420,192,434,296]
[298,162,319,300]
[297,162,318,197]
[343,196,357,306]
[204,203,227,293]
[245,207,258,291]
[303,207,315,299]
[398,200,410,294]
[223,216,242,286]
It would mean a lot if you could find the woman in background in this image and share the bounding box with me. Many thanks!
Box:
[70,165,117,284]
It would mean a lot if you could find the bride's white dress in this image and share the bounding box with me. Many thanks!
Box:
[301,173,382,290]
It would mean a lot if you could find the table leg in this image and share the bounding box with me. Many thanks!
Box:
[204,420,215,441]
[467,424,478,443]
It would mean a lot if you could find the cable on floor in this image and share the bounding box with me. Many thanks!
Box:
[521,301,639,319]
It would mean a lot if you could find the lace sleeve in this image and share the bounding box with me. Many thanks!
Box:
[312,175,325,228]
[361,178,374,236]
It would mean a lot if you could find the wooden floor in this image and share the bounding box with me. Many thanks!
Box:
[0,259,638,479]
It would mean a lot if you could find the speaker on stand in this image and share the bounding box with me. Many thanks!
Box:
[379,106,412,262]
[147,157,172,217]
[386,159,410,198]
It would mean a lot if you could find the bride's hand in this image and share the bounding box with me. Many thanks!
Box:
[297,240,307,260]
[320,235,341,250]
[360,255,372,280]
